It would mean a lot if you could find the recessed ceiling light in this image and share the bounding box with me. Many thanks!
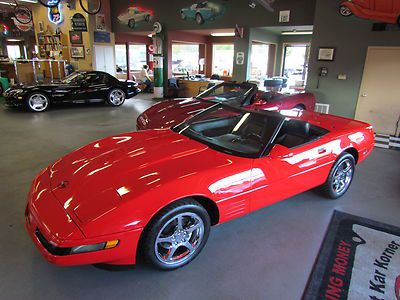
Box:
[281,31,313,35]
[211,32,235,37]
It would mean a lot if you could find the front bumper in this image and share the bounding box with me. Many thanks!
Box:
[25,213,143,266]
[25,171,143,266]
[4,95,25,107]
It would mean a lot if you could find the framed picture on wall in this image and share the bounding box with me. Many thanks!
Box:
[318,47,336,61]
[69,31,83,44]
[71,46,85,58]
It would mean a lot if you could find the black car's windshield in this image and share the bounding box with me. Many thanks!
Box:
[197,83,254,107]
[173,104,283,158]
[62,72,85,84]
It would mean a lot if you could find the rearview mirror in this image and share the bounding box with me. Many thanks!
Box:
[268,144,293,158]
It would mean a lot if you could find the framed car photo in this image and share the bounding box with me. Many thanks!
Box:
[70,46,85,59]
[69,31,83,45]
[318,47,336,61]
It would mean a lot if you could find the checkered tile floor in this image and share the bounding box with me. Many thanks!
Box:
[375,133,400,151]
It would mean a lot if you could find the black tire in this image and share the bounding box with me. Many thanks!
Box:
[128,19,135,29]
[195,13,205,25]
[26,92,50,112]
[141,198,211,270]
[339,5,352,17]
[145,14,150,22]
[107,88,126,106]
[321,153,355,199]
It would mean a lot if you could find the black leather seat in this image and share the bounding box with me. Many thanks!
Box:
[275,120,310,148]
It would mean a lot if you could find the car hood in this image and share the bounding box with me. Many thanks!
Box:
[139,98,214,129]
[48,129,217,226]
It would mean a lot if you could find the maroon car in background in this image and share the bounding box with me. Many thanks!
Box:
[137,82,316,130]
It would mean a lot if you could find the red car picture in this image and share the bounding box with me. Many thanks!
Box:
[25,104,374,270]
[136,82,316,130]
[340,0,400,24]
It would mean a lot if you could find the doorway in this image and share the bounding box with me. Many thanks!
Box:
[355,47,400,136]
[281,44,310,89]
[93,45,115,76]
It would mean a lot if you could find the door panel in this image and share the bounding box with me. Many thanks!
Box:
[373,0,393,12]
[355,47,400,135]
[250,138,333,212]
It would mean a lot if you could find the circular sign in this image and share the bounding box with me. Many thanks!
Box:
[153,22,162,34]
[148,44,154,52]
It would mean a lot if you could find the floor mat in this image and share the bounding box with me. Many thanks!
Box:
[303,210,400,300]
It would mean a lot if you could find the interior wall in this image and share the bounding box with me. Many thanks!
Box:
[307,0,400,118]
[111,0,316,33]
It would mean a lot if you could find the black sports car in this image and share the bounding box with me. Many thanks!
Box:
[4,71,141,112]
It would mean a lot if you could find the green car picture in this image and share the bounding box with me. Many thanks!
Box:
[181,1,225,25]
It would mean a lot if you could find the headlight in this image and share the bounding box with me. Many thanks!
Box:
[70,240,119,254]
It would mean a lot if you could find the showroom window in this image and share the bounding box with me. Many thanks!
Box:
[115,44,127,75]
[129,44,147,71]
[172,43,199,75]
[6,45,21,60]
[282,44,310,89]
[250,43,270,80]
[212,44,234,77]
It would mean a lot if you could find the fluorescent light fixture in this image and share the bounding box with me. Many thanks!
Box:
[19,0,38,3]
[7,39,23,42]
[211,32,235,37]
[281,31,313,35]
[0,1,16,5]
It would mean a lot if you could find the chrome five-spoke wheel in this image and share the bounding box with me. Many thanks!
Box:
[332,159,353,194]
[155,213,204,266]
[339,5,352,17]
[27,93,49,112]
[107,89,126,106]
[322,153,355,199]
[142,199,211,270]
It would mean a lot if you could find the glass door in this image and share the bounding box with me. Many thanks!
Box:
[282,44,310,90]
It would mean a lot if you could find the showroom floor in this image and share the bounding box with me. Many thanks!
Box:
[0,95,399,300]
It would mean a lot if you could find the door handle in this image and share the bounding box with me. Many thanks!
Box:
[318,148,327,154]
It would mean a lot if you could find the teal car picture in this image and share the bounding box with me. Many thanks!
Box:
[181,1,225,25]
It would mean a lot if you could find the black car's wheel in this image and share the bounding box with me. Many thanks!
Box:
[107,88,126,106]
[145,14,150,22]
[141,198,210,270]
[321,153,355,199]
[195,13,205,25]
[339,5,352,17]
[26,93,50,112]
[128,19,135,29]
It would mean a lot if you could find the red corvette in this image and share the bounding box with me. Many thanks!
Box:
[340,0,400,24]
[136,82,316,130]
[26,104,373,270]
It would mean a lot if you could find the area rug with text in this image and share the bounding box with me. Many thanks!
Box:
[303,210,400,300]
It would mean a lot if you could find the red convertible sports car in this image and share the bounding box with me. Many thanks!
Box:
[136,82,316,130]
[339,0,400,24]
[26,104,374,270]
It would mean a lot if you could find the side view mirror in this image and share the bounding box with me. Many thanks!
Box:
[268,144,293,158]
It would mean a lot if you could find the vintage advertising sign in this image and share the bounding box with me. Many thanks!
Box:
[304,211,400,300]
[48,1,63,25]
[71,13,87,31]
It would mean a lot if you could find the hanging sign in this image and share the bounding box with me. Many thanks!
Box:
[236,52,245,65]
[48,1,63,25]
[71,13,87,31]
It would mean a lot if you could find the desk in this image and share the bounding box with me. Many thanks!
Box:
[178,79,223,97]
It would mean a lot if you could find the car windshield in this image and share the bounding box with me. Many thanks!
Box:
[173,104,283,158]
[62,72,84,84]
[197,83,254,107]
